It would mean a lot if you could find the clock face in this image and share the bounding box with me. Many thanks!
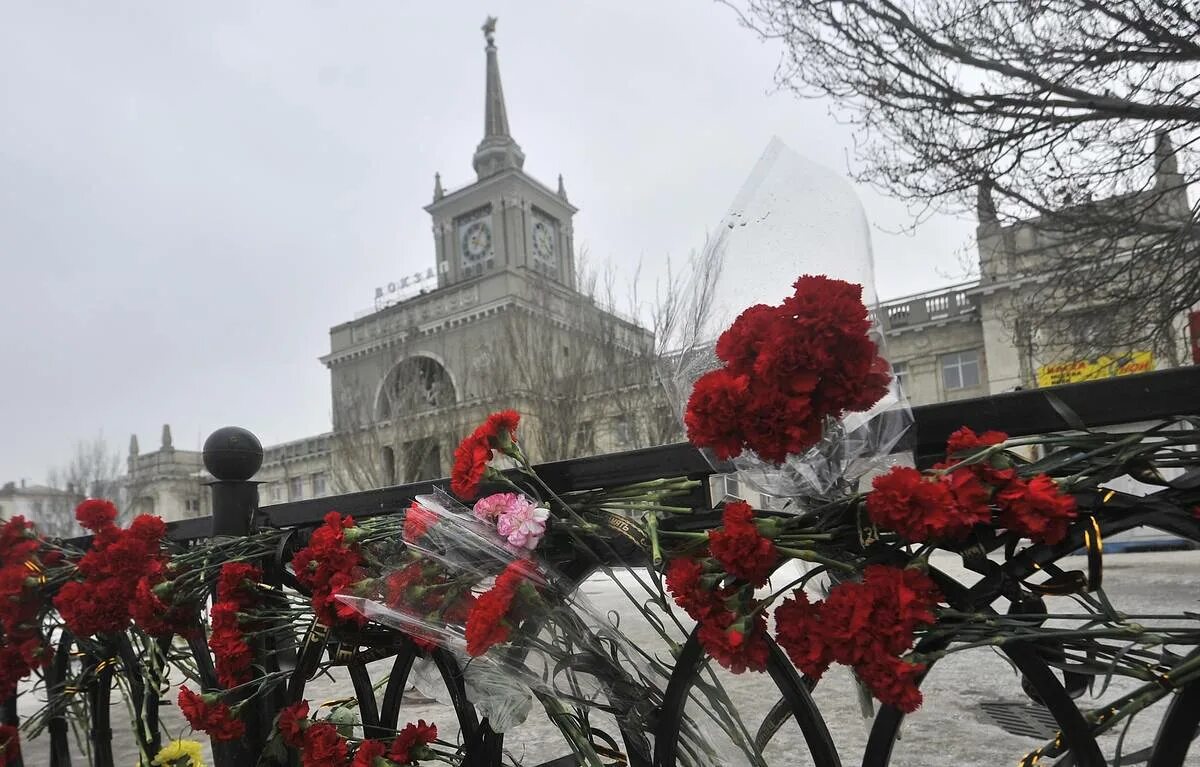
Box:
[532,220,555,262]
[460,218,492,263]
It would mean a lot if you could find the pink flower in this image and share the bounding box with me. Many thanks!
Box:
[473,493,521,522]
[495,497,550,550]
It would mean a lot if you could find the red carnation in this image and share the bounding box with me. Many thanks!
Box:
[696,610,770,674]
[75,499,118,531]
[216,562,262,607]
[129,564,198,640]
[685,275,889,464]
[54,511,168,637]
[996,475,1077,545]
[715,304,779,371]
[128,514,166,542]
[944,427,1016,485]
[210,603,254,689]
[481,410,520,450]
[301,722,349,767]
[774,590,831,681]
[664,557,738,624]
[450,411,524,500]
[390,719,438,764]
[403,501,437,542]
[352,739,387,767]
[868,466,990,542]
[291,513,366,628]
[857,655,926,713]
[277,700,310,748]
[684,369,751,460]
[464,561,534,656]
[946,426,1007,455]
[707,501,777,587]
[450,436,492,500]
[178,686,245,742]
[818,566,939,667]
[384,562,427,608]
[664,557,707,618]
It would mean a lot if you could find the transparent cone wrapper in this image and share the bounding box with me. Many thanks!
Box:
[336,491,726,766]
[662,138,913,501]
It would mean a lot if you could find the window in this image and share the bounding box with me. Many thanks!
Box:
[270,484,282,502]
[289,477,304,501]
[940,350,981,390]
[892,362,909,392]
[184,498,201,514]
[614,415,634,446]
[724,476,741,500]
[312,473,327,497]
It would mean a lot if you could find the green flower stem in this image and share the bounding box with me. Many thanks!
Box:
[593,503,696,514]
[911,625,1171,662]
[645,512,662,566]
[1074,653,1200,739]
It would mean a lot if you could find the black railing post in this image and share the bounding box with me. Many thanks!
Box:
[205,427,264,538]
[203,427,265,767]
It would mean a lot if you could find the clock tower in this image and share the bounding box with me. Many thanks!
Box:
[425,17,578,290]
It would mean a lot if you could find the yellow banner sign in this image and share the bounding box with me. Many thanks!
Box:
[1036,351,1153,387]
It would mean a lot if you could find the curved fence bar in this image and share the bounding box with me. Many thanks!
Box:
[1148,675,1200,767]
[46,636,73,767]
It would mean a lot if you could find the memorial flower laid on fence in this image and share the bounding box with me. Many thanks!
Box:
[53,501,171,637]
[0,516,53,698]
[151,739,206,767]
[210,562,263,688]
[685,275,891,463]
[276,698,440,767]
[868,427,1077,545]
[291,511,369,628]
[178,686,246,742]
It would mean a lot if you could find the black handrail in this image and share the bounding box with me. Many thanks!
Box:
[134,366,1200,544]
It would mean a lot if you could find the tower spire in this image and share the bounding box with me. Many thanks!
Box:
[1154,131,1180,185]
[473,17,525,179]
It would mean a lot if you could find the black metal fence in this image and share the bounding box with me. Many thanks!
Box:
[32,367,1200,766]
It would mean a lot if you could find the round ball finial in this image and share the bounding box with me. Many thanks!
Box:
[203,427,264,481]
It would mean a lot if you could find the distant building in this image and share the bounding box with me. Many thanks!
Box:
[0,480,80,532]
[878,141,1193,406]
[129,20,672,522]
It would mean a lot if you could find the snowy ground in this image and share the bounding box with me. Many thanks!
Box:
[17,549,1200,766]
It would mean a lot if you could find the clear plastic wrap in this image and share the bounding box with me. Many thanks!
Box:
[337,493,686,748]
[663,137,913,501]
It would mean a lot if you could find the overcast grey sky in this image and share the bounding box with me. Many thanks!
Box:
[0,1,976,485]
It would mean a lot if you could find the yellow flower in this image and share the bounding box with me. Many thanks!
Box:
[151,739,206,767]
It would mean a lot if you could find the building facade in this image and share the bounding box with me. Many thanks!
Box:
[878,143,1193,407]
[120,21,672,523]
[0,481,81,536]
